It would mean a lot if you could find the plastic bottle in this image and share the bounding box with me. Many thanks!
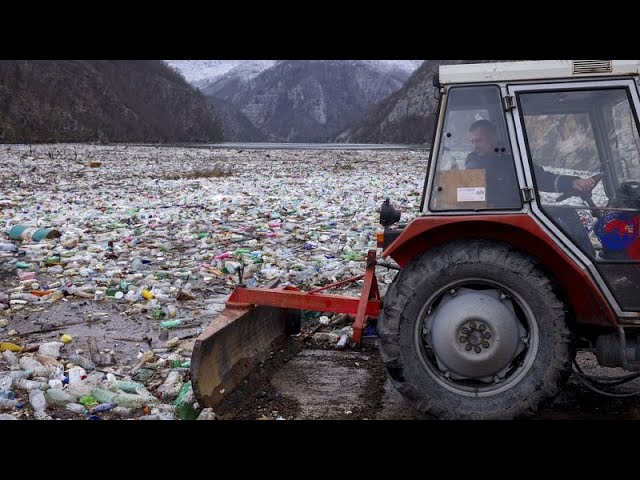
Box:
[91,388,119,404]
[124,290,139,302]
[67,354,96,371]
[66,382,94,398]
[111,406,132,417]
[65,403,86,414]
[7,370,32,380]
[113,392,152,408]
[174,381,198,420]
[68,366,87,384]
[13,378,48,391]
[157,371,183,400]
[78,395,99,409]
[0,390,15,400]
[29,366,53,377]
[90,402,117,413]
[0,243,18,253]
[197,408,218,420]
[19,356,41,371]
[131,258,143,271]
[114,380,145,394]
[67,285,94,298]
[38,341,64,358]
[29,389,47,413]
[0,398,19,410]
[48,379,64,390]
[0,375,12,390]
[160,319,181,328]
[46,388,78,405]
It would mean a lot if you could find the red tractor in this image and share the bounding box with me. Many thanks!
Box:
[192,60,640,419]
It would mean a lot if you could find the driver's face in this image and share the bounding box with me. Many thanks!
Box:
[469,128,496,157]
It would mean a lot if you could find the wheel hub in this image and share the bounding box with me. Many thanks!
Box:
[459,320,492,353]
[425,287,526,381]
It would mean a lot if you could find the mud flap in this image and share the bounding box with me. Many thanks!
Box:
[190,306,295,408]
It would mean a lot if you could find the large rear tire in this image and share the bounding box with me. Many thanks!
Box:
[378,239,573,419]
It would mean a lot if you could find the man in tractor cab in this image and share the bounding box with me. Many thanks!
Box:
[466,119,596,208]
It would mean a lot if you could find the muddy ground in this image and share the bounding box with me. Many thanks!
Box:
[211,321,640,421]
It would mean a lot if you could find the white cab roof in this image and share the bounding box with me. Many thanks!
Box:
[439,60,640,84]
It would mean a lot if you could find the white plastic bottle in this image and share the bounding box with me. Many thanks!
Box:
[29,389,47,412]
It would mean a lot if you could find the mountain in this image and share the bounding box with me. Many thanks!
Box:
[335,60,492,144]
[0,60,223,143]
[207,96,267,142]
[165,60,277,90]
[199,60,424,142]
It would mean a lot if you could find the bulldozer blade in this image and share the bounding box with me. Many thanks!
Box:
[190,305,293,409]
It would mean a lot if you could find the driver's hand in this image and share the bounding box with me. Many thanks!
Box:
[572,177,595,192]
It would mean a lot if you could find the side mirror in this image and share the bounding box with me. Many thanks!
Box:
[379,198,401,227]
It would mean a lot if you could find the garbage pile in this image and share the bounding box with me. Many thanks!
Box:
[0,144,429,419]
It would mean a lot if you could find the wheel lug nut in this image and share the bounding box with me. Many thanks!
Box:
[465,344,472,351]
[474,346,481,353]
[479,324,486,331]
[469,322,476,329]
[482,341,490,348]
[483,332,491,339]
[459,336,467,343]
[462,328,469,334]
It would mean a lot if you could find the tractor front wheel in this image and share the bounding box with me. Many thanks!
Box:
[378,239,573,420]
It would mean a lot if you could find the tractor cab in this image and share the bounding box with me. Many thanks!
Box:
[423,60,640,314]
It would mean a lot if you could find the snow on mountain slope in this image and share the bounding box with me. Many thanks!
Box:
[166,60,423,88]
[165,60,276,86]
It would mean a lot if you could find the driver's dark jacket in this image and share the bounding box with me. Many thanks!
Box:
[465,152,578,208]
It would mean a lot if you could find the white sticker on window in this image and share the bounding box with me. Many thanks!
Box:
[457,187,486,202]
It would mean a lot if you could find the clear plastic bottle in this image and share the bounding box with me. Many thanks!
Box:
[66,382,94,398]
[0,242,18,252]
[46,388,78,405]
[91,388,118,404]
[67,354,96,371]
[0,389,15,400]
[0,375,12,390]
[38,341,64,358]
[7,370,32,380]
[29,389,47,412]
[0,397,18,410]
[65,403,86,414]
[48,379,64,390]
[19,356,42,371]
[114,380,145,394]
[13,378,48,391]
[68,366,87,384]
[113,392,151,408]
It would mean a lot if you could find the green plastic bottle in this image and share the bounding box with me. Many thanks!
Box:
[175,382,198,420]
[160,319,181,328]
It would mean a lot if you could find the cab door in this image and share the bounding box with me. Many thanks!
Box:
[508,79,640,314]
